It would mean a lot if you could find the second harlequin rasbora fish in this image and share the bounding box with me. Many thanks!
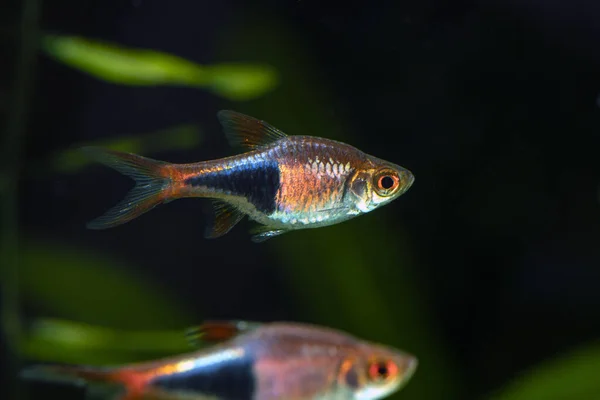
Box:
[21,320,418,400]
[84,111,414,242]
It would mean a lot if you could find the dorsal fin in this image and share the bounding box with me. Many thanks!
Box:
[184,320,263,348]
[217,110,288,150]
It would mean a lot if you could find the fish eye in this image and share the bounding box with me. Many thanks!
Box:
[368,360,398,382]
[379,176,395,190]
[373,169,400,196]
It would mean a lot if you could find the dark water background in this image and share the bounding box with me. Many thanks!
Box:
[2,1,600,399]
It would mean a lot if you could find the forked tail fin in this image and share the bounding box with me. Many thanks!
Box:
[82,147,173,230]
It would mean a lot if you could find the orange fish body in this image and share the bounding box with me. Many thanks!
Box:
[84,111,414,242]
[21,321,417,400]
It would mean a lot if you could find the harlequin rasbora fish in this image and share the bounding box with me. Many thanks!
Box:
[21,320,418,400]
[83,111,414,242]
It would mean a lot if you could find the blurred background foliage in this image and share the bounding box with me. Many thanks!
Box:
[490,343,600,400]
[41,34,279,100]
[48,123,202,174]
[2,1,600,400]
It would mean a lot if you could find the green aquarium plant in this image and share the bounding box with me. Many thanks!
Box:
[41,34,279,100]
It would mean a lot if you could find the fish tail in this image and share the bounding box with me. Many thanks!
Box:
[83,146,174,230]
[21,364,147,400]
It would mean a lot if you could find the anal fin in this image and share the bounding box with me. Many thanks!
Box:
[204,200,244,239]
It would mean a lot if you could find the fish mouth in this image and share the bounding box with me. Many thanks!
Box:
[406,173,415,189]
[404,356,418,380]
[394,353,418,389]
[401,170,415,193]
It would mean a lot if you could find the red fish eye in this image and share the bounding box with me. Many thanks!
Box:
[368,360,398,381]
[377,174,398,191]
[379,176,394,190]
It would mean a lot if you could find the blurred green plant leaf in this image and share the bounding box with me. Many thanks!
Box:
[22,318,193,364]
[51,124,202,174]
[489,343,600,400]
[41,34,279,100]
[204,63,279,101]
[20,241,192,329]
[41,35,203,85]
[19,242,195,363]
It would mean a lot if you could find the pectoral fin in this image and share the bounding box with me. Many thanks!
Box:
[316,206,354,214]
[185,321,263,347]
[249,225,289,243]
